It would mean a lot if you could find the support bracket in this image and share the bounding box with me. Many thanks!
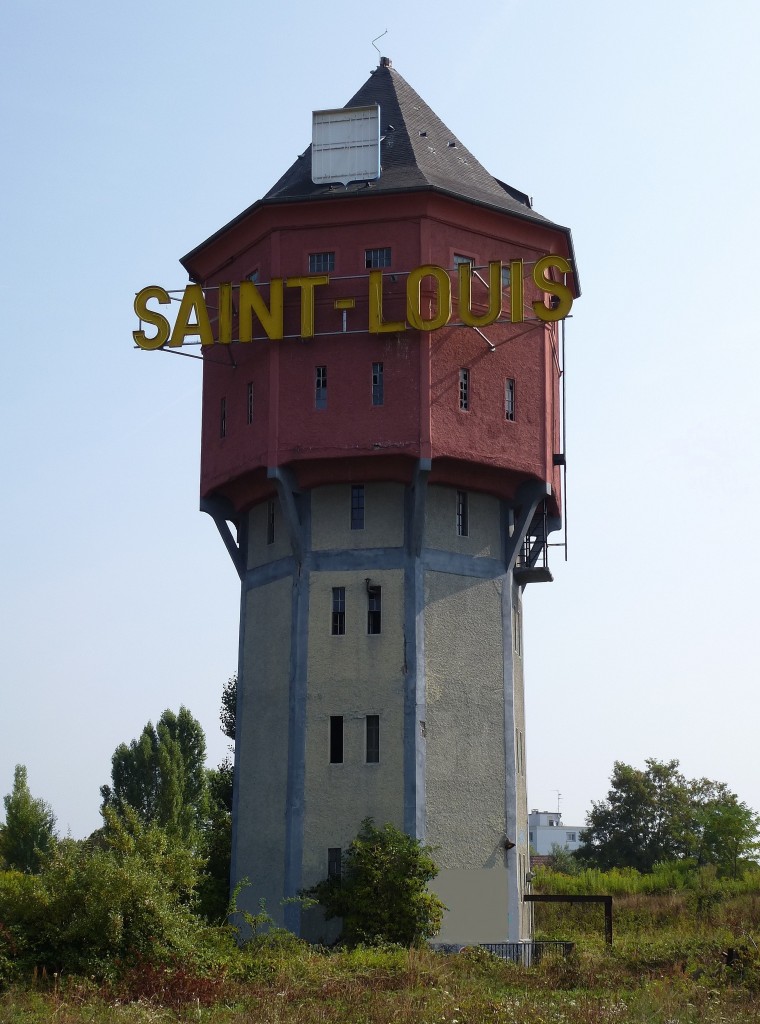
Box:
[200,495,244,580]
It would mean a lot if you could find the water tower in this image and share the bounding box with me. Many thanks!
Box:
[179,59,578,944]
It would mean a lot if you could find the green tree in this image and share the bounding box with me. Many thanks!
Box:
[220,673,236,742]
[196,756,233,921]
[689,779,760,877]
[0,765,57,873]
[578,758,759,875]
[0,807,205,978]
[197,674,236,921]
[546,841,580,875]
[577,759,691,872]
[305,819,445,946]
[100,707,209,842]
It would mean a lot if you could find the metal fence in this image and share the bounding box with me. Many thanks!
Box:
[432,941,574,965]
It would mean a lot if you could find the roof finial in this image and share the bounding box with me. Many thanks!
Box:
[372,29,388,64]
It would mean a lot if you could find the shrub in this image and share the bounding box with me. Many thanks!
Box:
[304,819,445,947]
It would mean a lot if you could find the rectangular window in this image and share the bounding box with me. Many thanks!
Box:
[367,586,382,634]
[365,247,391,269]
[309,251,335,273]
[267,500,275,545]
[453,253,475,268]
[246,381,254,425]
[220,397,227,438]
[459,368,469,411]
[329,716,343,764]
[350,484,365,530]
[371,362,384,406]
[566,832,577,843]
[513,603,522,655]
[366,715,380,763]
[331,587,346,636]
[315,365,327,409]
[505,378,515,421]
[328,847,342,880]
[456,490,469,537]
[246,268,260,283]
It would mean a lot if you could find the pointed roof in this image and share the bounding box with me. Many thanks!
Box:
[182,61,576,274]
[262,59,555,227]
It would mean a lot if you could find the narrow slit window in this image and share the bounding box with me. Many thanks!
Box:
[505,378,516,421]
[267,500,275,545]
[309,251,335,273]
[247,381,254,424]
[327,847,342,880]
[513,603,522,655]
[456,490,469,537]
[220,397,227,437]
[365,247,391,269]
[351,484,365,530]
[366,715,380,763]
[331,587,346,636]
[459,368,469,411]
[315,365,327,409]
[367,586,382,635]
[329,716,343,763]
[372,362,384,406]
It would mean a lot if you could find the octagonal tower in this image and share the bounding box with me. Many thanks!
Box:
[182,59,578,945]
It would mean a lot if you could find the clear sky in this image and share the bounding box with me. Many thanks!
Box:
[2,0,759,839]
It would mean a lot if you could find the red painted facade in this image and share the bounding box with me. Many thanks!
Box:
[184,191,573,518]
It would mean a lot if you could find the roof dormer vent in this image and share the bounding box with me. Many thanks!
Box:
[311,104,381,187]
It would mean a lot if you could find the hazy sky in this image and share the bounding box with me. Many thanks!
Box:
[2,0,759,839]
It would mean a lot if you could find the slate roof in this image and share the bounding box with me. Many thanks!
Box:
[262,59,558,229]
[182,60,574,273]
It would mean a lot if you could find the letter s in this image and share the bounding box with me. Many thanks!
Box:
[133,286,171,349]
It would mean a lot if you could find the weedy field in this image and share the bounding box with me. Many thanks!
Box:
[2,868,760,1023]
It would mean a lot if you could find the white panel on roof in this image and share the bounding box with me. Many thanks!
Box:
[312,105,381,187]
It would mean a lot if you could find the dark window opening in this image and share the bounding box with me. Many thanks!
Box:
[331,587,345,636]
[247,381,254,424]
[459,368,469,411]
[315,365,327,409]
[367,586,382,635]
[351,484,365,530]
[456,490,469,537]
[328,847,342,880]
[366,715,380,763]
[309,251,335,273]
[505,378,515,421]
[372,361,384,406]
[329,716,344,763]
[220,397,227,437]
[365,247,391,269]
[267,500,275,545]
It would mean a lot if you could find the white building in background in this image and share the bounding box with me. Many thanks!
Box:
[529,810,583,855]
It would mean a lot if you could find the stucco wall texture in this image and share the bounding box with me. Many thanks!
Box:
[231,481,532,943]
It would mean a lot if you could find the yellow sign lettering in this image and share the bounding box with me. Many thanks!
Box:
[170,284,214,347]
[285,275,329,339]
[458,260,501,328]
[532,256,573,322]
[133,286,171,350]
[406,265,451,332]
[133,258,574,349]
[240,279,284,342]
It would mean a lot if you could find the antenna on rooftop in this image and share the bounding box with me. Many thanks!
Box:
[372,29,388,62]
[553,790,562,815]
